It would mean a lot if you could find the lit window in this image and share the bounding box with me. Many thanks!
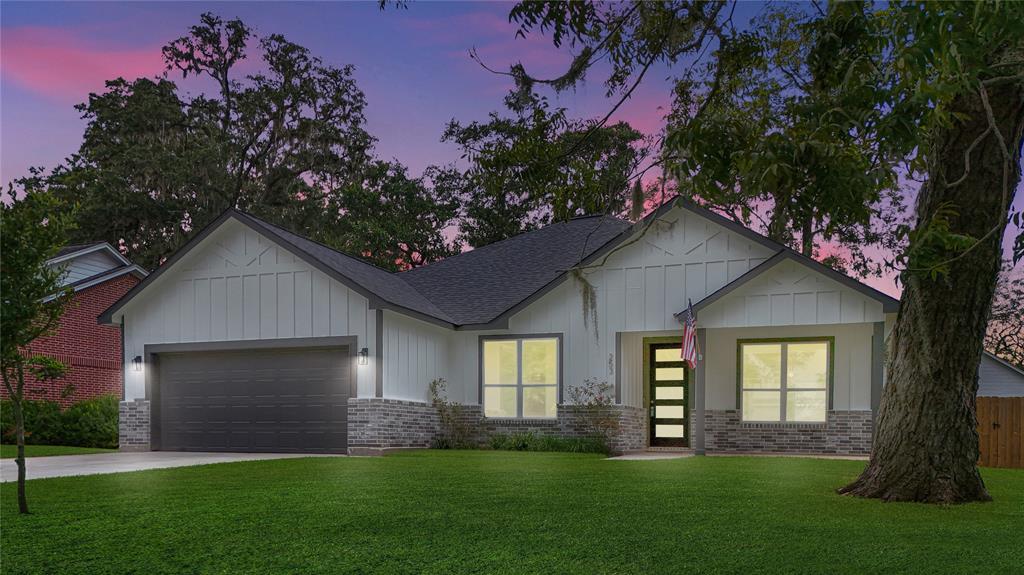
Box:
[739,341,829,422]
[482,337,559,418]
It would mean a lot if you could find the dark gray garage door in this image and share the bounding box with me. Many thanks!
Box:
[157,347,350,453]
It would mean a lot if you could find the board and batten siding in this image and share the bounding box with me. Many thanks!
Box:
[380,311,452,402]
[119,218,376,401]
[698,258,885,328]
[443,205,781,408]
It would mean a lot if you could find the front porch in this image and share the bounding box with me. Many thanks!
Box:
[614,321,884,456]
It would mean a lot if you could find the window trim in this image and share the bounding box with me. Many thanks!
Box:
[479,334,563,419]
[736,337,834,423]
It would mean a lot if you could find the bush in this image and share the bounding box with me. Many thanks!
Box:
[60,395,119,448]
[1,399,63,445]
[488,432,608,454]
[565,378,620,445]
[0,394,119,448]
[428,378,479,449]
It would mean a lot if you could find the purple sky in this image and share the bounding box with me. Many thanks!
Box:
[2,2,1020,296]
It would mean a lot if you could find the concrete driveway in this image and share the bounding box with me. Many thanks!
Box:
[0,451,342,482]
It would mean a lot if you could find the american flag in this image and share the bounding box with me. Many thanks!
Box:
[680,299,699,369]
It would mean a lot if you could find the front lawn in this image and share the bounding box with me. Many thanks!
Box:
[0,445,115,459]
[2,452,1021,574]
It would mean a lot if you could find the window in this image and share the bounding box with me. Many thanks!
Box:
[739,340,830,423]
[482,337,559,418]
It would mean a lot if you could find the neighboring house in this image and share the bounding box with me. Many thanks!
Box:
[102,198,903,455]
[2,243,147,407]
[978,353,1024,397]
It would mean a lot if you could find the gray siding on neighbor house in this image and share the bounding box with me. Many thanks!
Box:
[978,355,1024,397]
[57,250,123,284]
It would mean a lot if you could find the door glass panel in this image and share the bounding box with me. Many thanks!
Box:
[654,348,681,362]
[787,343,828,389]
[484,386,517,418]
[742,390,781,421]
[483,341,518,386]
[742,344,782,389]
[655,367,686,381]
[655,386,685,400]
[656,424,686,438]
[522,386,556,418]
[786,390,827,422]
[522,339,557,385]
[656,405,687,419]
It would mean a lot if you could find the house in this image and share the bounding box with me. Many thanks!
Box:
[100,198,900,455]
[978,353,1024,397]
[2,243,147,407]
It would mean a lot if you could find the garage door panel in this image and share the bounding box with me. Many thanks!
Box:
[158,346,349,453]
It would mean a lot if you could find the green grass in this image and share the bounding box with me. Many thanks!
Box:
[2,452,1021,574]
[0,445,115,459]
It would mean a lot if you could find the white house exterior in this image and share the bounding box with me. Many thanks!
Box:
[102,199,900,454]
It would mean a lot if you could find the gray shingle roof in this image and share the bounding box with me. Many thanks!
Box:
[54,242,106,258]
[400,216,630,325]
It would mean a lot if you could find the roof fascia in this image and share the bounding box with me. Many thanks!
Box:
[48,242,133,267]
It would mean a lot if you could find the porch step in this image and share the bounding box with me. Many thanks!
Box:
[646,447,695,453]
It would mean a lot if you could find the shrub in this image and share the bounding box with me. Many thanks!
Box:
[565,378,620,452]
[1,399,63,445]
[428,378,479,449]
[488,432,608,454]
[0,394,119,448]
[60,395,119,448]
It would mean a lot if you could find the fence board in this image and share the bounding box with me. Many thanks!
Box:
[977,397,1023,468]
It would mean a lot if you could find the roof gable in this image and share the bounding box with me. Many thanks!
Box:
[48,242,146,293]
[693,253,895,327]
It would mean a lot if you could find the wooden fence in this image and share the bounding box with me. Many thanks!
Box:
[977,397,1023,469]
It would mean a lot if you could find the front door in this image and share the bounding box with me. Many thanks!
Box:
[648,343,689,447]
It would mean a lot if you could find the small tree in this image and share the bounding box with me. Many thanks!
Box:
[1,180,75,514]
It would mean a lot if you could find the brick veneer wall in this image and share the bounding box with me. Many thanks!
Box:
[704,410,872,455]
[1,274,140,408]
[347,398,442,452]
[347,398,647,454]
[119,399,150,451]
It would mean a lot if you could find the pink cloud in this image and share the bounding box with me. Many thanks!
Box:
[0,26,165,102]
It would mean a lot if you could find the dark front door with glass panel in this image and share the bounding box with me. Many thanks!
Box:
[649,343,689,447]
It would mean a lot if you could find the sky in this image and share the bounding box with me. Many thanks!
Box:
[2,1,1021,297]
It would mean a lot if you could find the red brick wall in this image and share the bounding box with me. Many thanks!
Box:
[0,274,140,408]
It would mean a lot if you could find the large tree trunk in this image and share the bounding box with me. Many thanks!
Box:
[840,81,1024,503]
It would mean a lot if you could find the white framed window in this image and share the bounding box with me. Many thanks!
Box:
[739,339,831,423]
[481,336,559,419]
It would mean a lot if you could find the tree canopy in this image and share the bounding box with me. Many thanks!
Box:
[441,91,650,248]
[47,13,456,271]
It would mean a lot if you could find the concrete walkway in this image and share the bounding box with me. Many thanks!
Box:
[0,451,342,482]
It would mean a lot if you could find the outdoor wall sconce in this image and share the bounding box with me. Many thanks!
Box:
[358,348,369,366]
[132,355,143,372]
